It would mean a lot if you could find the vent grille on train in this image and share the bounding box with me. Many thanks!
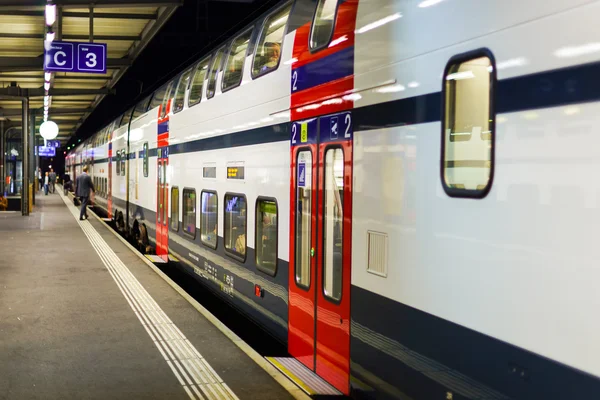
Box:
[367,231,388,277]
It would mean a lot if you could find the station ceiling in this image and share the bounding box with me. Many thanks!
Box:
[0,0,183,144]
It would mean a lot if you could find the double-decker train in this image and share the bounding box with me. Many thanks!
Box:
[67,0,600,398]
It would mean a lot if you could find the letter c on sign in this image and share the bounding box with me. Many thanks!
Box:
[54,51,67,66]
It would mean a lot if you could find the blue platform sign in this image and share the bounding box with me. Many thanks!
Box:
[46,140,60,148]
[38,146,56,157]
[44,41,107,74]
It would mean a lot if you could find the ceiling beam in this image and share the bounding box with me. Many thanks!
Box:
[0,57,130,72]
[0,10,157,19]
[0,0,184,8]
[0,32,140,41]
[0,108,92,117]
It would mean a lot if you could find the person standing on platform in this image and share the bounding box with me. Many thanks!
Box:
[38,168,43,191]
[49,169,57,194]
[75,166,95,221]
[44,172,49,195]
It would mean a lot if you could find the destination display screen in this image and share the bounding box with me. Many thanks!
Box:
[227,166,244,180]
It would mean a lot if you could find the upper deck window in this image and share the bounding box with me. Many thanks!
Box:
[149,83,170,110]
[173,69,192,113]
[189,57,211,106]
[442,52,495,198]
[310,0,338,51]
[222,28,253,91]
[207,47,225,99]
[120,108,133,127]
[132,96,151,120]
[252,3,291,78]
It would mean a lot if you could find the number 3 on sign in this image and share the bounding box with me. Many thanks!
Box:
[86,52,97,68]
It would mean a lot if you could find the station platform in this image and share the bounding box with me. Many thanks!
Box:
[0,192,305,400]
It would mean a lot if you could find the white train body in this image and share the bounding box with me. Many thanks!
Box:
[66,0,600,398]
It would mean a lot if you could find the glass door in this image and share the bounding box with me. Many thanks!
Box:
[288,112,353,395]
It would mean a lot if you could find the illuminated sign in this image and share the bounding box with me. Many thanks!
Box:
[38,146,56,157]
[227,166,244,180]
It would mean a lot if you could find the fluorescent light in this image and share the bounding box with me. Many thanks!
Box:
[46,31,55,43]
[269,15,289,28]
[44,82,50,91]
[446,71,475,80]
[44,72,52,82]
[45,4,56,26]
[44,97,49,106]
[356,13,401,34]
[554,43,600,58]
[418,0,444,8]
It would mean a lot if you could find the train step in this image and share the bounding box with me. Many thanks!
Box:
[144,254,179,264]
[265,357,342,396]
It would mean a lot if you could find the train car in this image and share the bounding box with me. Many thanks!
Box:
[67,0,600,398]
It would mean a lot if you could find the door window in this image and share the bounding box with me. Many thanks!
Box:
[162,164,167,226]
[310,0,337,50]
[323,148,344,302]
[171,187,179,231]
[157,163,162,224]
[295,150,312,288]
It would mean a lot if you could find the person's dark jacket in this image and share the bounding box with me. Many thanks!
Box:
[75,173,95,197]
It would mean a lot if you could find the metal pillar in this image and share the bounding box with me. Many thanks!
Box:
[21,96,29,216]
[0,120,4,195]
[30,110,35,205]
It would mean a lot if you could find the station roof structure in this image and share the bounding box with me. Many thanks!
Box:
[0,0,182,144]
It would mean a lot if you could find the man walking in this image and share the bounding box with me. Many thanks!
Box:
[75,166,95,220]
[49,168,57,194]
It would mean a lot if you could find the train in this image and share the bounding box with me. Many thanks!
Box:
[66,0,600,398]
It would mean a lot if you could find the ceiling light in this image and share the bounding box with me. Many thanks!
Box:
[46,31,55,43]
[45,72,52,82]
[44,82,50,91]
[45,4,56,26]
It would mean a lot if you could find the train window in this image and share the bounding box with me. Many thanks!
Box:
[256,198,278,276]
[442,52,495,198]
[252,3,291,78]
[188,57,210,106]
[224,193,247,261]
[121,150,126,176]
[222,28,253,92]
[173,69,192,113]
[171,187,179,232]
[295,150,312,289]
[149,82,170,110]
[310,0,338,51]
[116,150,121,175]
[182,188,196,238]
[143,142,149,177]
[323,148,343,302]
[200,190,218,249]
[132,96,151,120]
[120,108,133,127]
[160,80,175,118]
[206,47,225,99]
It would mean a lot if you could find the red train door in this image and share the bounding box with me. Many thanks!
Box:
[155,95,172,262]
[289,111,353,394]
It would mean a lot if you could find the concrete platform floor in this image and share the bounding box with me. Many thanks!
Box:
[0,193,296,400]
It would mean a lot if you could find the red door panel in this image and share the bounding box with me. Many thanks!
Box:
[156,100,171,262]
[288,112,353,395]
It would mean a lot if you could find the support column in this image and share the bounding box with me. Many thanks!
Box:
[0,120,4,195]
[21,97,29,216]
[30,110,35,205]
